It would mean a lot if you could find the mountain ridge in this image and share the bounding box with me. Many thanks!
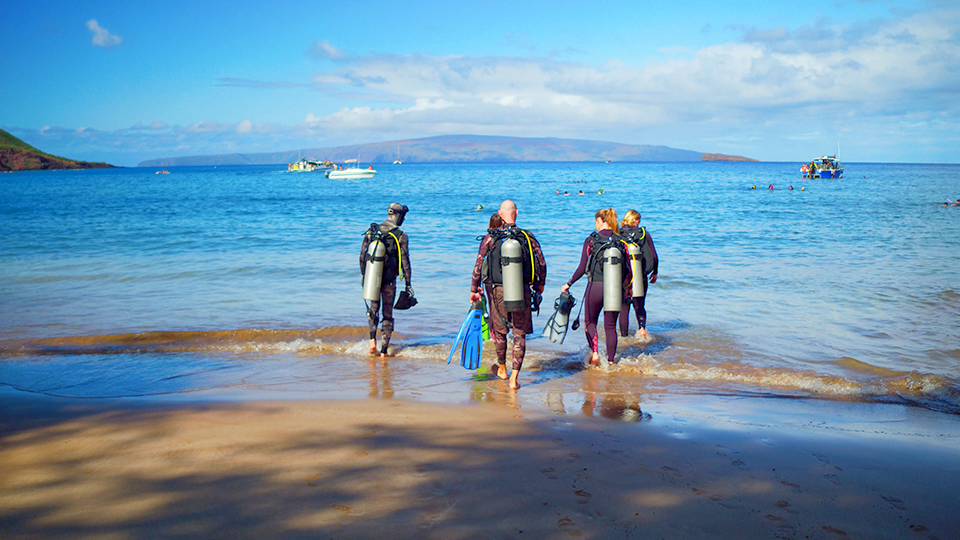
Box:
[138,135,756,167]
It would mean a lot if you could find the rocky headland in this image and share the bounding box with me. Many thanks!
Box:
[0,129,116,172]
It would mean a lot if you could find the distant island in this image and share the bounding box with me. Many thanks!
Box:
[0,129,116,172]
[701,153,758,162]
[139,135,758,167]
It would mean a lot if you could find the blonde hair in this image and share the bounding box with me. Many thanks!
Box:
[620,209,640,228]
[594,208,619,234]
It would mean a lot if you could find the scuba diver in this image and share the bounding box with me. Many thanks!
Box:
[560,208,632,366]
[470,200,547,389]
[360,203,413,358]
[618,209,659,340]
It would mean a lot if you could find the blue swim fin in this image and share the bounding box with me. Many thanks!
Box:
[461,301,484,370]
[446,308,473,364]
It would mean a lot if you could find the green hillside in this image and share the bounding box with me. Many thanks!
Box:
[0,129,43,152]
[0,129,115,171]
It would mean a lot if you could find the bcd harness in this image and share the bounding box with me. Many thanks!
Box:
[586,232,629,283]
[482,227,537,286]
[363,223,404,282]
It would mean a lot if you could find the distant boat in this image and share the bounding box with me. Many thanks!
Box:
[393,145,402,165]
[155,170,170,174]
[802,155,843,179]
[326,159,376,179]
[287,158,331,172]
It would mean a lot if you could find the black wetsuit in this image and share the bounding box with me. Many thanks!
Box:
[565,230,632,364]
[618,224,659,336]
[360,220,411,353]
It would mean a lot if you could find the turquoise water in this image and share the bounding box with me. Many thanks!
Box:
[1,162,958,413]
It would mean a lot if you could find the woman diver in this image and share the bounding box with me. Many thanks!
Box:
[560,208,632,365]
[618,209,658,340]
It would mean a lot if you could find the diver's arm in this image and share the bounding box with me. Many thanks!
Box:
[360,234,370,275]
[561,237,591,292]
[470,235,493,300]
[531,236,547,293]
[644,233,659,280]
[400,232,411,286]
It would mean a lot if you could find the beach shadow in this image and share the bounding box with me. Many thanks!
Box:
[2,395,954,540]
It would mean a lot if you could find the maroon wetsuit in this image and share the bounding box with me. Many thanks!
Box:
[471,224,547,370]
[565,230,632,364]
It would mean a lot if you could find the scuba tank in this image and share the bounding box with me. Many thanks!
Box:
[500,238,525,312]
[627,243,644,298]
[362,239,386,301]
[602,246,623,312]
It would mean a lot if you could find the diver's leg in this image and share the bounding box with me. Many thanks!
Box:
[492,331,508,379]
[603,311,619,364]
[509,331,526,389]
[488,286,510,379]
[635,292,647,339]
[584,283,603,365]
[367,296,381,354]
[618,293,632,337]
[379,281,397,357]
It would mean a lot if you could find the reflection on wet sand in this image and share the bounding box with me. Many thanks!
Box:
[367,359,394,399]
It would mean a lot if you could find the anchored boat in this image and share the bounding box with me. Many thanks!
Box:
[326,159,376,179]
[802,155,843,179]
[287,158,332,172]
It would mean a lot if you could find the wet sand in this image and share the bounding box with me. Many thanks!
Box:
[1,389,958,539]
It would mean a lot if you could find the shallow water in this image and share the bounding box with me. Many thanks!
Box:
[1,162,959,414]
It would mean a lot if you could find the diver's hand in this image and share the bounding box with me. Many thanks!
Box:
[650,274,657,284]
[470,291,482,302]
[561,284,570,293]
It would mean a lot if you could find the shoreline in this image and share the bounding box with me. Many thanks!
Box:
[2,388,958,539]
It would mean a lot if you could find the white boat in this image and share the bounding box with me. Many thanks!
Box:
[326,159,376,179]
[393,145,402,165]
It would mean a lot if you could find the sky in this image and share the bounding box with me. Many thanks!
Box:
[2,0,958,166]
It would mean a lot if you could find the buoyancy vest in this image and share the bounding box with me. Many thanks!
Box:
[620,225,647,272]
[364,223,404,282]
[586,231,628,283]
[482,226,537,286]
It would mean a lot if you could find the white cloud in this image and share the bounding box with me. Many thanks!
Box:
[280,8,959,159]
[305,40,346,61]
[18,8,960,164]
[86,19,121,48]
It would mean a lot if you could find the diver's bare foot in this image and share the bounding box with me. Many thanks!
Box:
[369,339,377,355]
[589,352,600,365]
[637,328,649,340]
[496,364,508,380]
[509,371,521,389]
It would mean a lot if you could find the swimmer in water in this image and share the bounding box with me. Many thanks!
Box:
[768,184,774,190]
[476,204,484,210]
[578,190,584,195]
[801,187,805,191]
[564,191,570,196]
[751,185,756,190]
[789,185,794,190]
[598,188,604,194]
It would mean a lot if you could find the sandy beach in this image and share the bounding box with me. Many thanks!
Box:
[2,388,957,539]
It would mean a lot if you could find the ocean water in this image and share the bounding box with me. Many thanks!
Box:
[1,162,959,415]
